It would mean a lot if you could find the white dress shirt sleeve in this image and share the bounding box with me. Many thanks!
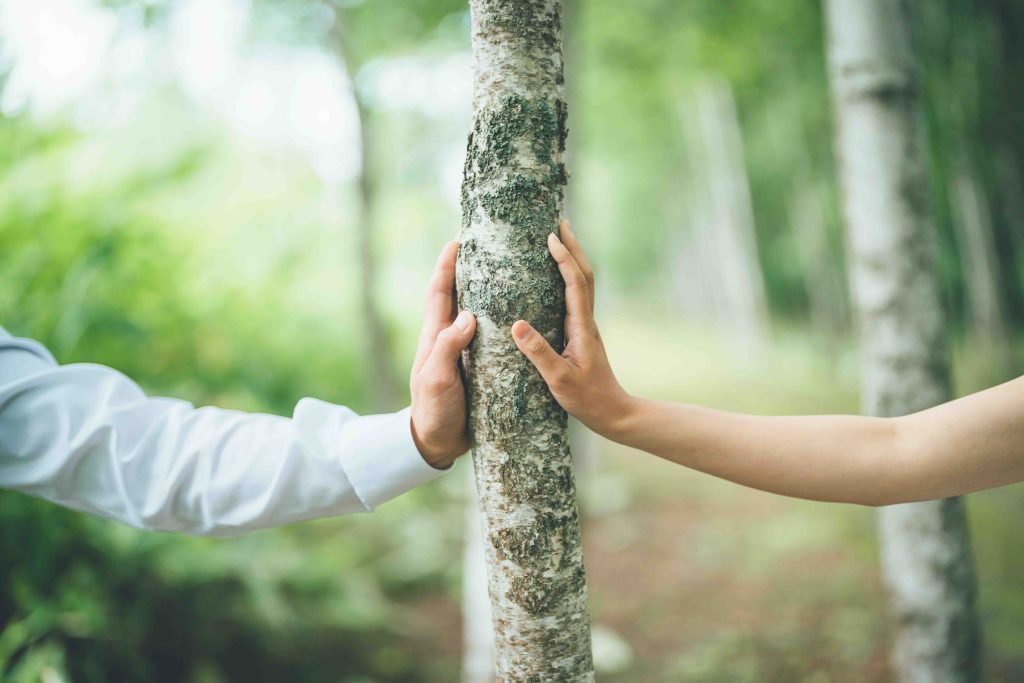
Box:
[0,326,448,537]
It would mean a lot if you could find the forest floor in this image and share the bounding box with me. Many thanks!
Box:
[404,318,1024,682]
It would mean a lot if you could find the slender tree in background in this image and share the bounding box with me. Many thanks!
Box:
[329,13,400,410]
[953,162,1009,352]
[825,1,981,681]
[673,77,769,349]
[788,104,850,339]
[456,0,594,679]
[788,178,849,338]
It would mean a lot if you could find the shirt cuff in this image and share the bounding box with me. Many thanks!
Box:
[294,400,449,511]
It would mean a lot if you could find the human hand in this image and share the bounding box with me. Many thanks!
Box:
[410,241,477,469]
[510,221,634,439]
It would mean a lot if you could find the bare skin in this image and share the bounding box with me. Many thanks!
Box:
[410,241,476,469]
[511,221,1024,506]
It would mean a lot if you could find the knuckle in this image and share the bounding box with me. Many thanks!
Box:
[566,275,589,290]
[425,373,450,392]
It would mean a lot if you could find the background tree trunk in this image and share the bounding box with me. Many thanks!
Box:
[456,0,594,680]
[788,178,849,338]
[352,95,400,410]
[824,1,982,681]
[953,162,1009,351]
[672,77,769,350]
[330,15,400,410]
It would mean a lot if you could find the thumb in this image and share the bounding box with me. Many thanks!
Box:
[511,320,566,383]
[425,310,477,372]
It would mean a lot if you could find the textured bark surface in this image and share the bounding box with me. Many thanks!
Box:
[456,0,594,680]
[825,1,982,681]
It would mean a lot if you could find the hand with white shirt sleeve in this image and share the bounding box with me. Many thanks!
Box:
[409,241,476,469]
[0,241,477,537]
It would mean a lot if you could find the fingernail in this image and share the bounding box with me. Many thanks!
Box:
[560,219,570,231]
[512,320,530,340]
[455,311,473,330]
[548,232,561,246]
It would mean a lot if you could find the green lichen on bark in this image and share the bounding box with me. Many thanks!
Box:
[457,0,593,680]
[474,0,563,85]
[498,454,573,505]
[459,92,568,328]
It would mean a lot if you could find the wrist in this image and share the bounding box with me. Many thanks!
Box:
[410,417,456,470]
[593,390,643,444]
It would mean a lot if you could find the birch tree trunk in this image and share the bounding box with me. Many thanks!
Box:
[824,2,982,681]
[456,0,594,679]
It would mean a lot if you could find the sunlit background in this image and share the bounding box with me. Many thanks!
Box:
[1,0,1023,681]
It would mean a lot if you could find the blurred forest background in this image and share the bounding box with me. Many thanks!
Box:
[1,0,1023,680]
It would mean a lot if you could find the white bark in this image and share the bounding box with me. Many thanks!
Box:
[456,0,594,680]
[673,77,770,348]
[825,1,981,681]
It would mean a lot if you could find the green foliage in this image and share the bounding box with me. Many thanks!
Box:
[2,0,1024,680]
[0,99,460,682]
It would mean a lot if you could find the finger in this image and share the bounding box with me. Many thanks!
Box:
[415,242,460,371]
[423,310,477,377]
[512,320,568,384]
[547,232,594,335]
[425,241,459,325]
[559,220,595,312]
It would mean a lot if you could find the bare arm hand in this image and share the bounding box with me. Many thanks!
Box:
[512,222,1024,506]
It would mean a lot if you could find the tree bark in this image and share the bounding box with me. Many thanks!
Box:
[824,2,982,681]
[456,0,594,680]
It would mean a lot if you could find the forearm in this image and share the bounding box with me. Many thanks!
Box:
[514,225,1024,505]
[608,397,918,506]
[0,329,444,536]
